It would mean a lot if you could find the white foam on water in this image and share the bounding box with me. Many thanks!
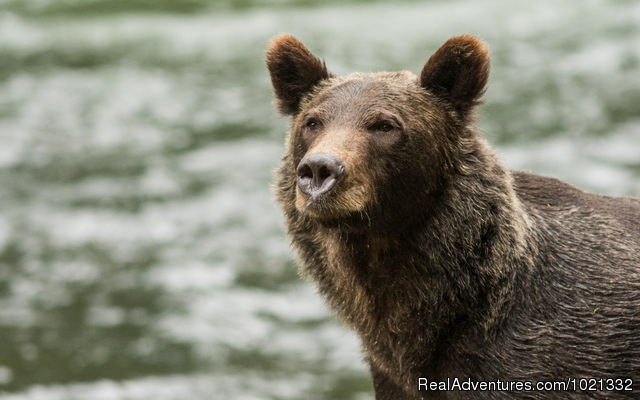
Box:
[0,372,317,400]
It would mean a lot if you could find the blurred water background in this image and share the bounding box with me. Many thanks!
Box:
[0,0,638,399]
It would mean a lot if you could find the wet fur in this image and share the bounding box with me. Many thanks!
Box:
[267,34,640,399]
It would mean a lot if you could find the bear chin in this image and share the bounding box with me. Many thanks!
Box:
[313,210,375,230]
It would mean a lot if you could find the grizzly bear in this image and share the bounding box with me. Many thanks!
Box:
[266,34,640,399]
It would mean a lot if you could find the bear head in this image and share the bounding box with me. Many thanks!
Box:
[267,34,490,231]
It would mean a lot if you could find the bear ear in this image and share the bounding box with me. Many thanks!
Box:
[420,35,490,121]
[266,34,332,116]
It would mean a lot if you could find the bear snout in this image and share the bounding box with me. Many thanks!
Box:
[296,153,345,202]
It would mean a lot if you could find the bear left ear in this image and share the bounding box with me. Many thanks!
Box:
[266,34,332,116]
[420,35,490,122]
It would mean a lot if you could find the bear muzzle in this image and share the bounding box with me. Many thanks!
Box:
[296,153,345,202]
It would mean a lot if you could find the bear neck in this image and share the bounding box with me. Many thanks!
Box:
[278,133,536,380]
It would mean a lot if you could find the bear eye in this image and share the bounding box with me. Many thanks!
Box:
[306,120,320,131]
[379,123,394,133]
[371,121,395,133]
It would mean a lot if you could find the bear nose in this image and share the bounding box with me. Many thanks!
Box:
[297,153,345,201]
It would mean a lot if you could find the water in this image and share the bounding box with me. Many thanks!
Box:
[0,0,638,399]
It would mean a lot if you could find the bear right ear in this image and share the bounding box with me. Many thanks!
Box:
[420,35,490,122]
[266,34,332,116]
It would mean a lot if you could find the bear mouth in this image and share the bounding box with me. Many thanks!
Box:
[295,182,373,222]
[297,189,341,215]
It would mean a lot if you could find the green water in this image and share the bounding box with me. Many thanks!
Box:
[0,0,638,399]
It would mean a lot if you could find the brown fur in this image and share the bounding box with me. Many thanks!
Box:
[421,34,490,122]
[266,34,332,115]
[266,34,640,399]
